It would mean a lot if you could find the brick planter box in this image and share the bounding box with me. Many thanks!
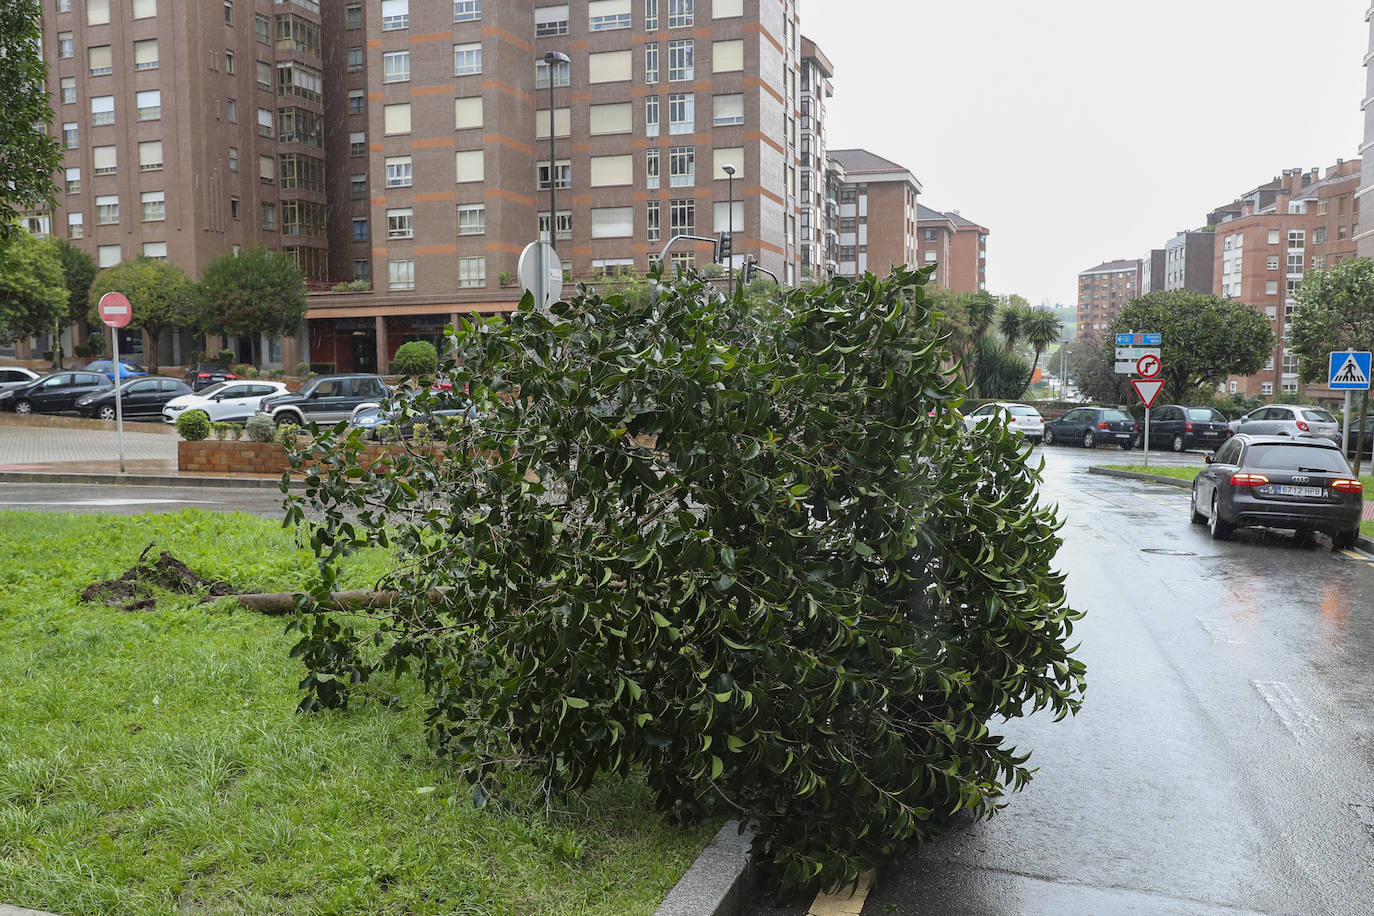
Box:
[177,439,434,476]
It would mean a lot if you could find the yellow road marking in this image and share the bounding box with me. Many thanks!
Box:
[807,871,873,916]
[1339,548,1374,566]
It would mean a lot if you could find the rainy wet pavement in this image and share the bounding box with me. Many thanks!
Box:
[749,445,1374,916]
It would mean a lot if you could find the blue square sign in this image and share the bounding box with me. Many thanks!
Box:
[1329,351,1372,390]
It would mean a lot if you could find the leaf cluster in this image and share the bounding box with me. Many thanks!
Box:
[283,267,1086,893]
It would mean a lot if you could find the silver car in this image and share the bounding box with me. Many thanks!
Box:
[963,402,1045,444]
[1229,404,1341,444]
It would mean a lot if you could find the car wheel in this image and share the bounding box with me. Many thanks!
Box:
[98,405,117,421]
[1208,493,1233,541]
[13,400,32,415]
[1082,430,1095,449]
[1044,428,1055,445]
[1189,487,1206,525]
[1332,528,1359,550]
[1171,434,1185,452]
[274,411,302,427]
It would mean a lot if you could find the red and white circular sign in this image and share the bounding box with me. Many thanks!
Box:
[1136,353,1161,379]
[98,291,132,328]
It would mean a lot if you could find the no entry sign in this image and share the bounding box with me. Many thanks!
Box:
[98,292,132,328]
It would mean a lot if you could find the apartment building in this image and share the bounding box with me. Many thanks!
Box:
[1075,259,1141,335]
[1139,249,1165,295]
[1357,0,1374,258]
[1209,161,1361,399]
[915,205,987,293]
[34,0,810,373]
[797,35,834,282]
[1162,230,1216,293]
[827,148,921,281]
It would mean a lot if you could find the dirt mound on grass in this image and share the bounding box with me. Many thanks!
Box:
[80,542,244,611]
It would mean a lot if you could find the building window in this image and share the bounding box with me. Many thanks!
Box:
[383,50,410,83]
[142,241,167,261]
[224,49,234,74]
[230,196,240,220]
[88,45,113,77]
[646,148,660,189]
[260,203,276,230]
[667,39,693,80]
[224,1,232,24]
[139,140,162,171]
[536,58,570,88]
[255,59,272,91]
[668,0,692,27]
[259,153,274,182]
[537,159,571,190]
[227,97,237,122]
[350,132,366,157]
[645,94,660,136]
[455,149,484,183]
[57,0,71,12]
[93,145,117,175]
[386,207,414,239]
[457,204,485,235]
[63,122,79,148]
[645,42,658,83]
[228,147,239,170]
[255,13,270,42]
[1267,254,1279,270]
[1266,280,1279,295]
[141,190,165,222]
[257,107,274,137]
[353,259,370,280]
[589,0,631,31]
[668,92,693,134]
[350,173,366,198]
[389,259,415,290]
[668,146,694,187]
[712,93,743,126]
[347,46,364,71]
[65,167,80,193]
[98,244,121,268]
[538,210,572,241]
[454,42,481,75]
[669,198,694,235]
[58,32,74,59]
[382,0,409,29]
[645,0,658,29]
[1288,229,1305,249]
[67,212,83,239]
[346,3,362,28]
[383,102,411,135]
[348,89,365,116]
[385,155,412,188]
[1314,226,1328,244]
[458,256,486,287]
[96,195,119,225]
[535,5,569,35]
[60,77,76,105]
[454,0,480,21]
[669,251,694,272]
[646,200,660,242]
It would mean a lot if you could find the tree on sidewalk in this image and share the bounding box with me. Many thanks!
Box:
[87,257,195,374]
[1289,257,1374,473]
[194,246,308,366]
[0,0,60,241]
[0,231,68,347]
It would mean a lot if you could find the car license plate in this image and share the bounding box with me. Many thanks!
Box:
[1202,430,1218,437]
[1276,485,1324,497]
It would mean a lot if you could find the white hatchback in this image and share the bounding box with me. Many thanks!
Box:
[1229,404,1341,444]
[163,380,289,424]
[964,402,1045,444]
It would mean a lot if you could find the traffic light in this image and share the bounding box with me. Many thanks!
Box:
[741,255,757,284]
[717,231,732,266]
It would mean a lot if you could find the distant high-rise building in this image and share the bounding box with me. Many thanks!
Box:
[1076,259,1142,334]
[27,0,815,372]
[916,205,988,293]
[1358,1,1374,258]
[828,148,921,282]
[1140,249,1165,295]
[1162,230,1216,294]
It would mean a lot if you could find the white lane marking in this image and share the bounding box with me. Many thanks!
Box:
[0,498,215,507]
[1198,618,1244,645]
[1253,681,1321,745]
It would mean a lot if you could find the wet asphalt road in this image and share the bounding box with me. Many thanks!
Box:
[0,481,292,519]
[750,445,1374,916]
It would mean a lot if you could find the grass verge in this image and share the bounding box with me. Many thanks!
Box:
[1102,465,1374,538]
[0,509,714,916]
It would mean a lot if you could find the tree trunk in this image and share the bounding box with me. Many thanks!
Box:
[143,328,160,374]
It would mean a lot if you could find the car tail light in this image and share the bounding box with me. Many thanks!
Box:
[1296,419,1309,431]
[197,373,211,379]
[1230,473,1270,487]
[1185,421,1193,432]
[1333,478,1364,494]
[226,373,237,380]
[1098,421,1109,429]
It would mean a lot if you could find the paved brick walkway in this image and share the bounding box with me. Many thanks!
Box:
[0,413,177,475]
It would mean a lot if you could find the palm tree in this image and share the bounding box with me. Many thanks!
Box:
[1023,308,1063,374]
[964,290,998,343]
[998,306,1025,354]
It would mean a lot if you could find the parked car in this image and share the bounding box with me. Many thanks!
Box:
[1144,404,1232,452]
[347,402,476,440]
[1344,418,1374,459]
[84,359,149,381]
[0,366,41,391]
[1190,434,1363,548]
[259,373,390,427]
[1042,406,1140,449]
[1229,404,1341,444]
[162,380,289,424]
[963,402,1045,444]
[183,362,238,391]
[76,377,194,421]
[0,370,113,415]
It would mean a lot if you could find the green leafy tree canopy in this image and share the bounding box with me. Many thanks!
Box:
[88,256,195,373]
[53,238,97,327]
[0,231,68,345]
[1289,257,1374,384]
[283,266,1086,894]
[0,0,60,240]
[195,245,308,347]
[1108,290,1273,401]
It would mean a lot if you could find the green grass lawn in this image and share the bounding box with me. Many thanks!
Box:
[0,510,714,916]
[1102,465,1374,537]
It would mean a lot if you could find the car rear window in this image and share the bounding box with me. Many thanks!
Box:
[1187,408,1224,422]
[1100,409,1133,422]
[1302,409,1337,423]
[1244,444,1349,473]
[1008,406,1040,417]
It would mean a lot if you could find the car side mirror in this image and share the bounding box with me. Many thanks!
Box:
[1203,453,1214,464]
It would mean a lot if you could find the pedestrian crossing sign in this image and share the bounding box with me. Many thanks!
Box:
[1328,351,1372,390]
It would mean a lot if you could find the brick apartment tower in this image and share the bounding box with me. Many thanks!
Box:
[826,148,921,281]
[916,204,988,293]
[1208,161,1361,400]
[34,0,811,372]
[1358,1,1374,259]
[1075,259,1141,335]
[797,35,834,283]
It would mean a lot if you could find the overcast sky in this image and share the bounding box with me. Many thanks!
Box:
[803,0,1369,309]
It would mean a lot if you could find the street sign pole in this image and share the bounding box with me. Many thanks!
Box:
[1344,390,1352,456]
[97,291,133,473]
[112,329,124,473]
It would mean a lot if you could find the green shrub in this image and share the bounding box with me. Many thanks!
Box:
[295,361,312,378]
[277,423,301,448]
[393,340,439,378]
[245,414,276,442]
[217,349,236,364]
[211,422,233,440]
[175,409,211,441]
[285,267,1085,895]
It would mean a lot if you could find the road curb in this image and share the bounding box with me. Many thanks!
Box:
[0,904,62,915]
[655,820,757,916]
[1087,466,1374,551]
[0,471,304,490]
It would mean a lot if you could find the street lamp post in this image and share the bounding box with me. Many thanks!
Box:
[722,163,735,297]
[543,50,570,254]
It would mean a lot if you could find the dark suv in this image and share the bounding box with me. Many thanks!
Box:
[184,362,237,391]
[1145,404,1231,452]
[258,373,389,427]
